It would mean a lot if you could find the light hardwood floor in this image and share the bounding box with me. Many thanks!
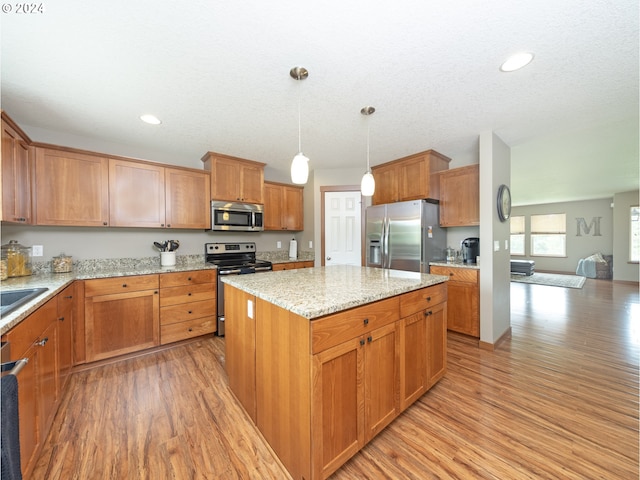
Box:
[33,279,639,479]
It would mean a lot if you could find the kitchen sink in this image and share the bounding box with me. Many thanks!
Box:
[1,287,49,317]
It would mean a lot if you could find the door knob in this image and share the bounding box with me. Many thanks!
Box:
[326,257,331,261]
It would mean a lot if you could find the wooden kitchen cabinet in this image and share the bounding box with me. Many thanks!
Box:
[84,275,160,362]
[109,159,210,229]
[399,282,447,410]
[264,181,304,230]
[56,283,75,391]
[430,265,479,337]
[1,112,33,224]
[3,297,59,478]
[35,146,110,226]
[201,151,265,204]
[371,149,451,205]
[439,164,479,227]
[159,270,216,344]
[271,260,314,271]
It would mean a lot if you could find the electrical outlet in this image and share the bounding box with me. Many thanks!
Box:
[277,241,282,248]
[32,245,44,257]
[493,240,500,252]
[505,240,509,250]
[309,240,313,249]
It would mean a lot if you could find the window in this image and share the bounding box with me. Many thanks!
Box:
[510,215,525,255]
[531,213,566,257]
[631,206,640,262]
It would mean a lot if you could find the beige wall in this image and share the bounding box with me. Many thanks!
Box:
[612,190,639,282]
[511,198,614,274]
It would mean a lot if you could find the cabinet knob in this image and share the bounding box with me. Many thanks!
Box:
[58,316,65,322]
[167,224,171,228]
[449,273,454,277]
[359,339,365,346]
[188,310,192,314]
[103,222,108,226]
[363,318,369,325]
[188,277,192,281]
[426,296,431,302]
[64,295,73,299]
[367,336,373,343]
[188,328,193,332]
[160,223,165,227]
[188,292,192,296]
[36,337,49,347]
[122,284,127,288]
[424,310,433,317]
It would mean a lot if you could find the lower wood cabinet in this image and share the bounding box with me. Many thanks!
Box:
[84,275,160,362]
[226,282,447,480]
[2,296,60,478]
[159,270,216,345]
[57,283,75,390]
[271,260,314,271]
[430,265,479,337]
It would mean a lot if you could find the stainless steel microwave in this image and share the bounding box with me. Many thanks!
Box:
[210,201,264,232]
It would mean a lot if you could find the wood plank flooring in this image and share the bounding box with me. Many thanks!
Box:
[32,279,639,479]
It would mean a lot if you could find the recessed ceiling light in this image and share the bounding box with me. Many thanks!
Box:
[140,114,161,125]
[500,52,534,72]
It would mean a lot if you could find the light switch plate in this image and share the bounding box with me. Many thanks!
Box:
[494,240,500,252]
[505,240,509,250]
[309,240,313,249]
[277,241,282,249]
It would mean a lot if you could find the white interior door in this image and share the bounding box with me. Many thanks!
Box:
[323,191,362,266]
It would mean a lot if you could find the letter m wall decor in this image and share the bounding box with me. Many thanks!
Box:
[576,217,602,236]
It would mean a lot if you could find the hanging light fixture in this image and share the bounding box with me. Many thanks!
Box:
[360,106,376,197]
[290,66,309,184]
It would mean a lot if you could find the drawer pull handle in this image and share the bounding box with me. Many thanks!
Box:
[188,310,192,314]
[59,316,64,322]
[363,318,369,325]
[188,328,193,332]
[449,273,454,276]
[367,336,373,343]
[122,284,127,288]
[359,339,365,346]
[188,293,192,296]
[188,277,192,281]
[426,296,431,302]
[64,295,73,299]
[424,310,433,317]
[36,337,49,347]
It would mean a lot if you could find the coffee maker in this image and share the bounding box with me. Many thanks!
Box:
[461,237,480,264]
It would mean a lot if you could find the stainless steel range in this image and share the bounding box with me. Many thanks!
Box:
[205,242,272,336]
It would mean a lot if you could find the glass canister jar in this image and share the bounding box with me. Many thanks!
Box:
[1,240,33,277]
[52,253,73,273]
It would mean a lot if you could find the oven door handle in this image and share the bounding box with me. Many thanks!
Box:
[219,269,242,275]
[254,266,273,272]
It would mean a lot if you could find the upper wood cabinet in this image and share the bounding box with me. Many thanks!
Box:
[109,160,211,229]
[35,147,109,226]
[439,164,479,227]
[1,113,33,224]
[264,181,304,231]
[201,151,265,204]
[371,150,451,205]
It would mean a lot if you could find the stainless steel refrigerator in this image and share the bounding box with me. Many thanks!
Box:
[365,199,446,273]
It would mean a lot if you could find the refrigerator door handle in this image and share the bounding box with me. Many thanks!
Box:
[383,216,390,269]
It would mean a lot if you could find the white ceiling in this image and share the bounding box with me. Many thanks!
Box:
[1,0,638,206]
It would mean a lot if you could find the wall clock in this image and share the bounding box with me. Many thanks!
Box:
[497,184,511,222]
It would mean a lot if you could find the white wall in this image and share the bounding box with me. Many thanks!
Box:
[511,198,614,273]
[613,190,639,282]
[479,132,511,345]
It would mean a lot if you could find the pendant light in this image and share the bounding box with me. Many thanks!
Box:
[360,106,376,197]
[290,66,309,184]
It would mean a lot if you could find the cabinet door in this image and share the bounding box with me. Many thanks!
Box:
[312,336,365,479]
[35,148,109,226]
[364,322,400,442]
[426,302,447,387]
[283,185,303,230]
[109,159,165,227]
[57,284,75,390]
[446,281,479,337]
[398,157,428,201]
[85,289,159,362]
[16,345,39,475]
[165,168,211,229]
[1,119,32,223]
[212,158,240,201]
[263,182,284,230]
[371,164,397,205]
[239,163,264,204]
[400,310,428,410]
[37,320,59,435]
[439,164,479,227]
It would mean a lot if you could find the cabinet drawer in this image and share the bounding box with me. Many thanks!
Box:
[160,283,216,307]
[160,317,216,345]
[4,298,57,357]
[430,266,478,284]
[84,275,159,297]
[159,270,216,288]
[160,299,216,325]
[311,296,399,354]
[400,283,447,318]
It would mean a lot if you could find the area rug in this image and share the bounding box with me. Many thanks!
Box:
[510,272,586,289]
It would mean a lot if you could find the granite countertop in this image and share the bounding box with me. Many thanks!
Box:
[430,261,480,270]
[0,261,217,335]
[222,265,448,320]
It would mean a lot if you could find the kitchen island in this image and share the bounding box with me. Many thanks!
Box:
[222,265,449,480]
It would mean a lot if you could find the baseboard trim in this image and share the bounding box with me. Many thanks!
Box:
[479,326,512,351]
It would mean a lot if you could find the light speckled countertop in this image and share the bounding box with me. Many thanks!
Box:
[430,261,480,270]
[0,261,217,335]
[222,265,448,319]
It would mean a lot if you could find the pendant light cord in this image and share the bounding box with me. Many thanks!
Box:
[297,77,302,153]
[366,122,371,172]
